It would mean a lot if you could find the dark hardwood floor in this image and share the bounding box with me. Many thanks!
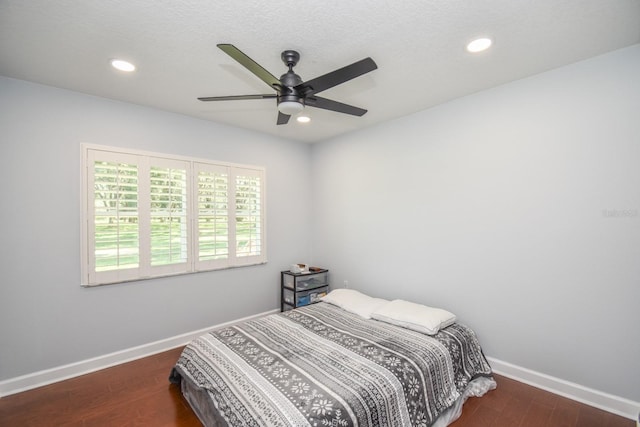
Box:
[0,346,633,427]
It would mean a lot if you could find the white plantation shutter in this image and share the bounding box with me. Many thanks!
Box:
[147,158,190,276]
[82,145,266,286]
[88,150,141,284]
[195,163,230,270]
[194,163,265,271]
[233,168,264,265]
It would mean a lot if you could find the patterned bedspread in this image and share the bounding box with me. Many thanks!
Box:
[171,302,492,427]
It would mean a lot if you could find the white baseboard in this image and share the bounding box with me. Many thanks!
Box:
[0,309,278,398]
[487,356,640,421]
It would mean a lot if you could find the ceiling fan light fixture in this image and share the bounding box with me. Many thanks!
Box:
[278,100,304,115]
[466,38,492,53]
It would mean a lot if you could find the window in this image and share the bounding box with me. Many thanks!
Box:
[81,145,266,286]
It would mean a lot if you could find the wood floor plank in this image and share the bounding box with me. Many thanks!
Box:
[0,347,634,427]
[577,404,608,427]
[481,395,529,427]
[520,401,554,427]
[546,395,581,427]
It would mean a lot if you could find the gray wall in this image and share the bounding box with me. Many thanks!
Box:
[1,44,639,404]
[0,76,313,380]
[311,45,640,401]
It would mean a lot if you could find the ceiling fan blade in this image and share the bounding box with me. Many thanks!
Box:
[277,112,291,125]
[305,96,368,116]
[217,44,282,91]
[295,57,377,97]
[198,94,277,102]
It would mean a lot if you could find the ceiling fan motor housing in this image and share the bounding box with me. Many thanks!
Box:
[278,63,304,107]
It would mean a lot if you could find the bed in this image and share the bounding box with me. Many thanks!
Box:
[170,296,495,427]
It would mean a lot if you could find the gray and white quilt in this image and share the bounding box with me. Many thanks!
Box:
[170,302,492,427]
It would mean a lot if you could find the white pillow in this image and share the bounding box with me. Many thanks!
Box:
[371,299,456,335]
[321,289,389,319]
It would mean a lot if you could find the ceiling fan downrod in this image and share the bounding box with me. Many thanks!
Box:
[277,50,304,113]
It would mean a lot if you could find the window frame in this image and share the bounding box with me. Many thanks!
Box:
[80,144,267,286]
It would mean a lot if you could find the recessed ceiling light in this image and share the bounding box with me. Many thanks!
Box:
[466,38,492,53]
[296,116,311,123]
[110,59,136,72]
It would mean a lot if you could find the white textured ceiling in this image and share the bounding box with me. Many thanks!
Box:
[1,1,639,143]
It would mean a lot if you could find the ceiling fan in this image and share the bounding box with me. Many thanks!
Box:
[198,44,378,125]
